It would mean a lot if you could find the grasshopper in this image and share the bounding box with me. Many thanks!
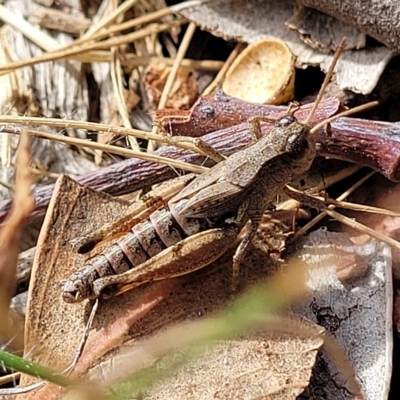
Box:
[62,39,375,303]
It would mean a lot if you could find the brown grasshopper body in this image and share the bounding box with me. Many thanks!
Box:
[63,39,374,303]
[62,115,316,303]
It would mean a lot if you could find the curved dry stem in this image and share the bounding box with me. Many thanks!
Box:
[305,37,347,125]
[325,208,400,252]
[110,47,139,151]
[4,128,208,174]
[310,101,379,134]
[0,20,186,75]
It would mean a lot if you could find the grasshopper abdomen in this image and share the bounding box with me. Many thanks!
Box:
[62,196,218,302]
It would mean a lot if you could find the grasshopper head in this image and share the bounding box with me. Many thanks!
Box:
[275,115,316,175]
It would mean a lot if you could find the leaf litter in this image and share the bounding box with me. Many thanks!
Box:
[180,0,394,94]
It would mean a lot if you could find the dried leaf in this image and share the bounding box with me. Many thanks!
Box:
[287,5,365,53]
[298,0,400,52]
[290,228,369,282]
[143,62,198,109]
[342,180,400,336]
[105,326,324,400]
[17,176,128,399]
[17,178,376,399]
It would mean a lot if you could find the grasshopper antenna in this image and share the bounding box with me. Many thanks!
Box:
[310,100,379,134]
[304,36,379,133]
[305,37,347,125]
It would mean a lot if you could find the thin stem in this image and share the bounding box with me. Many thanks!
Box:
[305,37,346,124]
[148,22,197,151]
[203,42,244,95]
[293,171,375,238]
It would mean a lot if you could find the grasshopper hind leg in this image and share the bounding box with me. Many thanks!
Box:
[92,227,239,299]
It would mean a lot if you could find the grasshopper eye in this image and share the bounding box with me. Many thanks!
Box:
[286,133,307,153]
[287,133,300,145]
[277,115,296,127]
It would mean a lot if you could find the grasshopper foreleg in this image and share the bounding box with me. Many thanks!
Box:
[227,195,265,291]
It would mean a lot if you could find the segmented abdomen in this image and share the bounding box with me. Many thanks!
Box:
[62,199,209,302]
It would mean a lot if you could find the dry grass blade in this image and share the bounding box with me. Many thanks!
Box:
[305,37,346,125]
[203,42,244,95]
[326,199,400,216]
[1,0,218,70]
[110,47,140,152]
[21,129,207,174]
[156,22,197,111]
[0,115,180,142]
[0,115,210,174]
[0,4,58,52]
[289,189,400,251]
[80,53,223,69]
[0,132,34,352]
[0,20,186,75]
[325,208,400,251]
[309,101,379,134]
[0,0,209,74]
[148,22,197,151]
[83,0,139,40]
[78,0,209,46]
[292,171,375,239]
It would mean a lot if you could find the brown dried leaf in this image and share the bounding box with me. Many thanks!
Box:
[0,132,34,353]
[289,228,368,282]
[17,175,129,399]
[343,180,400,336]
[143,62,198,110]
[180,0,393,94]
[100,324,324,400]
